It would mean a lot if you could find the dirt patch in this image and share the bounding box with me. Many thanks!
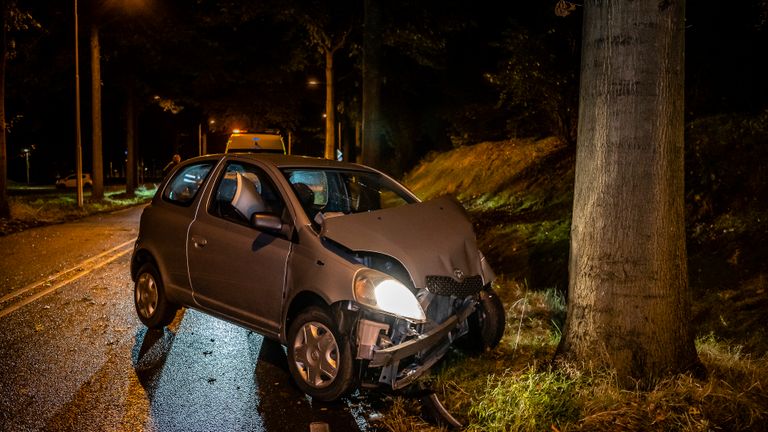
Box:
[0,218,52,236]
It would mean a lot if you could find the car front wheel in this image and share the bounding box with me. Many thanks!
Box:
[287,306,355,401]
[465,288,506,352]
[134,263,178,328]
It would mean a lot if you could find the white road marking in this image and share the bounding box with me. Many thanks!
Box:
[0,238,136,319]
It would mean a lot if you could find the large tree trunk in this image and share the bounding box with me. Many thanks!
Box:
[0,0,9,219]
[324,50,335,160]
[90,24,104,199]
[361,0,382,169]
[74,0,83,208]
[125,89,136,196]
[558,0,701,386]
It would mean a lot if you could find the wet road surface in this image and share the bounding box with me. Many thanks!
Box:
[0,206,382,431]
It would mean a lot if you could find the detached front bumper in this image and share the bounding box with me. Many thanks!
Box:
[367,302,476,390]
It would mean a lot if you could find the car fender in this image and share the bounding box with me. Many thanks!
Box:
[280,226,362,342]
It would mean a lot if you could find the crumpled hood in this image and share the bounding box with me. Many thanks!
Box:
[320,196,491,289]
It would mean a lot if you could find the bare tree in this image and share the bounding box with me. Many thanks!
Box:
[0,0,9,219]
[90,24,104,199]
[280,0,356,160]
[558,0,702,386]
[124,87,136,196]
[361,0,382,168]
[304,23,349,160]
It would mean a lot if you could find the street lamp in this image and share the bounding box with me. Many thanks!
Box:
[21,148,31,184]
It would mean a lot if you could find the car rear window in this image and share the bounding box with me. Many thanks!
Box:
[162,162,214,206]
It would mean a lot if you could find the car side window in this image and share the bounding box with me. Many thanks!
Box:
[209,162,286,226]
[162,162,214,206]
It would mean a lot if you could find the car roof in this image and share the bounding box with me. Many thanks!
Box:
[194,153,378,172]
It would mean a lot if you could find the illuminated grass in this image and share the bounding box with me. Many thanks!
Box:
[379,136,768,431]
[379,308,768,431]
[403,137,567,208]
[7,185,156,226]
[468,365,580,432]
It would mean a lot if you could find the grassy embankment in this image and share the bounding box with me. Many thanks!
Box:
[0,186,157,235]
[382,117,768,431]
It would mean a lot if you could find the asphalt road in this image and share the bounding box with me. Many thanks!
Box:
[0,206,379,432]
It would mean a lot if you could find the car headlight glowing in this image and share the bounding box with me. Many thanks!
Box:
[353,269,426,322]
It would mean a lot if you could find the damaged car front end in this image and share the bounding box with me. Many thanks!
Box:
[291,183,505,398]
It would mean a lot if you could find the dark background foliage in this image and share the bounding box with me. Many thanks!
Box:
[3,0,767,182]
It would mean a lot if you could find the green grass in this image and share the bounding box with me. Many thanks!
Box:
[403,137,568,210]
[376,281,768,431]
[2,185,156,235]
[378,136,768,431]
[468,365,580,432]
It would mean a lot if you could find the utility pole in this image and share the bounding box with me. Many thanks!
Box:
[23,149,29,184]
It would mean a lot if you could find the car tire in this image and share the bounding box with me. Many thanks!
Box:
[134,263,178,329]
[465,288,506,352]
[287,306,355,401]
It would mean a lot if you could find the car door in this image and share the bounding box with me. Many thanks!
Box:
[152,160,217,296]
[187,160,292,336]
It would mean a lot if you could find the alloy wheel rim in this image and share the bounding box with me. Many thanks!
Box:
[292,321,339,389]
[136,272,158,319]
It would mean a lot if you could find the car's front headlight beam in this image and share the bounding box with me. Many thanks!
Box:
[353,268,426,322]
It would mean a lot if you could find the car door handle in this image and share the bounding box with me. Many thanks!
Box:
[191,235,208,248]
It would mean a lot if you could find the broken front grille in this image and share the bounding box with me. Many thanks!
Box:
[425,275,483,298]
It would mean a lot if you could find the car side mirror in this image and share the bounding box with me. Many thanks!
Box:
[251,213,292,238]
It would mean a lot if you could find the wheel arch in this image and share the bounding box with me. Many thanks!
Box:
[283,291,328,341]
[131,248,158,282]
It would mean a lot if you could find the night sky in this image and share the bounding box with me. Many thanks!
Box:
[4,0,767,182]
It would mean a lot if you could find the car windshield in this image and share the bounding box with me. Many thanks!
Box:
[281,168,417,223]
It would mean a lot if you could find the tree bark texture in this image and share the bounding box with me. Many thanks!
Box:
[324,50,335,160]
[90,25,104,199]
[560,0,700,385]
[125,89,136,196]
[0,0,9,219]
[361,0,383,168]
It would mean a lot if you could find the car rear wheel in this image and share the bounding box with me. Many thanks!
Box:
[287,306,355,401]
[465,288,506,352]
[134,263,178,328]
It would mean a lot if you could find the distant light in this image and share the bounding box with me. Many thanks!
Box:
[209,119,216,125]
[307,79,320,86]
[153,95,160,100]
[232,129,242,133]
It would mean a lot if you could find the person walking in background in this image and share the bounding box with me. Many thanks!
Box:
[163,154,181,176]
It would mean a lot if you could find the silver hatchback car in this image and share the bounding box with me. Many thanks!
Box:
[131,153,505,401]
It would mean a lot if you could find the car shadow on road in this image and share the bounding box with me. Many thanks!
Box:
[130,309,379,431]
[131,326,176,389]
[254,337,376,431]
